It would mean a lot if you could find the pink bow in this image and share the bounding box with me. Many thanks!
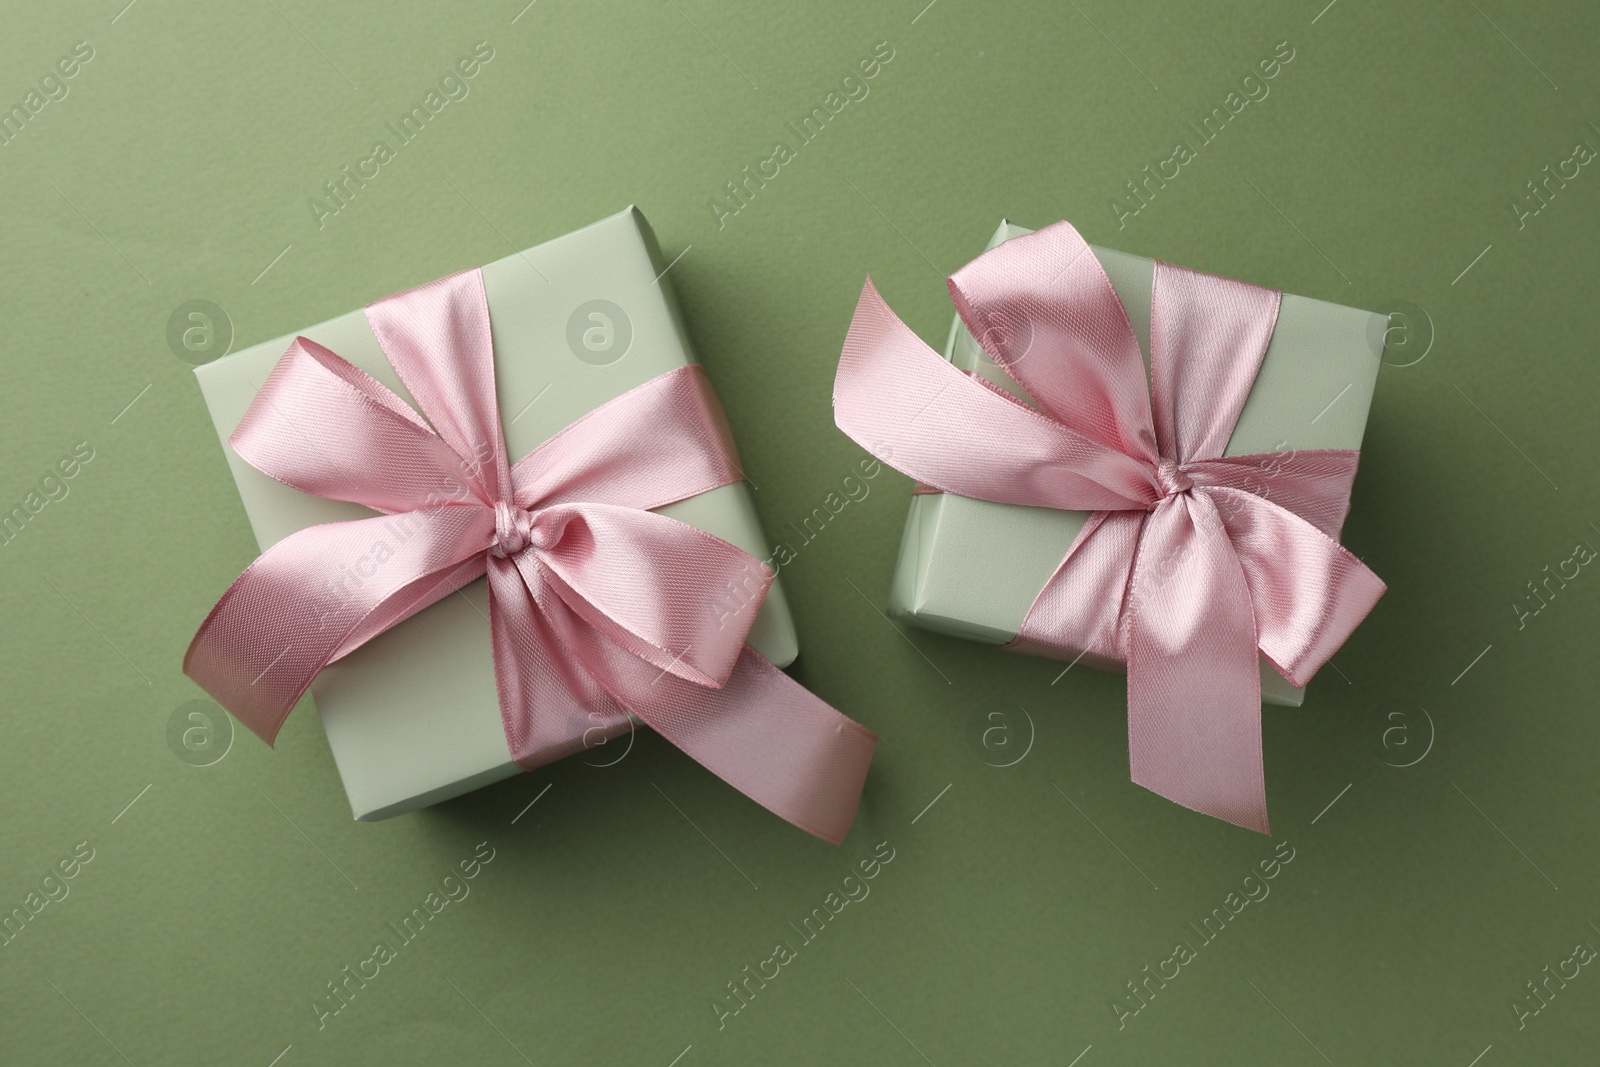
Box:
[834,221,1383,833]
[187,268,875,844]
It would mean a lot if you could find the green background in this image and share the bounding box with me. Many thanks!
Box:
[2,0,1597,1063]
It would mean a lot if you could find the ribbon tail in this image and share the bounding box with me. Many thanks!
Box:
[1010,510,1138,666]
[1123,493,1269,834]
[490,555,874,842]
[486,555,634,768]
[628,647,877,845]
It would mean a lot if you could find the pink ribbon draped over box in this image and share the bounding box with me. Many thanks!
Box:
[187,267,875,844]
[833,220,1383,833]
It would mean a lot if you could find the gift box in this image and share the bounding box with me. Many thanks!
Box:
[885,221,1383,706]
[192,208,805,822]
[834,218,1386,831]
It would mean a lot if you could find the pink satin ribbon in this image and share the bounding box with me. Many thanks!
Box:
[187,267,875,844]
[834,220,1383,833]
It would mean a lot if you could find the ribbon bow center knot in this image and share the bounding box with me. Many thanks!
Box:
[1154,460,1193,504]
[488,500,547,559]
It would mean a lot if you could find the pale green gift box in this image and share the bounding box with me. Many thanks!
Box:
[886,221,1385,706]
[194,208,796,819]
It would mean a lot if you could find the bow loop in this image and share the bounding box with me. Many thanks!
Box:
[183,506,497,744]
[948,220,1158,466]
[364,268,512,503]
[1149,261,1281,464]
[836,278,1159,513]
[516,501,767,689]
[511,365,747,513]
[1208,487,1386,688]
[231,336,480,514]
[1184,449,1363,539]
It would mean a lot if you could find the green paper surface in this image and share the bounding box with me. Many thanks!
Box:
[2,2,1598,1064]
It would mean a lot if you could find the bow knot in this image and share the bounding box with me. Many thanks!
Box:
[1154,460,1193,503]
[488,500,540,559]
